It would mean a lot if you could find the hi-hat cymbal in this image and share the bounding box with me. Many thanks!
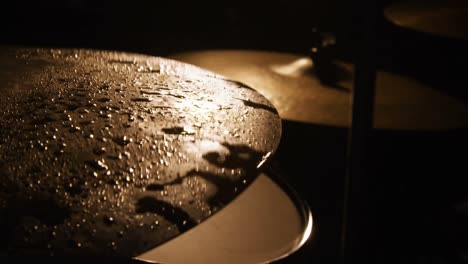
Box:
[384,0,468,40]
[170,50,468,130]
[0,47,281,256]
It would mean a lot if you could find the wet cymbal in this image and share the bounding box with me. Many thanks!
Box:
[0,47,281,256]
[170,50,468,130]
[384,0,468,40]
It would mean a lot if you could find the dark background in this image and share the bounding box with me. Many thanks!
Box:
[1,1,468,263]
[2,1,467,101]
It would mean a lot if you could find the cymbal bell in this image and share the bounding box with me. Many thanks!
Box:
[170,50,468,130]
[384,0,468,40]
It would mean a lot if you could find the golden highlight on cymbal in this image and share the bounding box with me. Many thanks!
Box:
[384,0,468,40]
[170,50,468,130]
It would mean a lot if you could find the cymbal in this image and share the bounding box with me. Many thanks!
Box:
[0,47,281,256]
[384,0,468,40]
[170,50,468,130]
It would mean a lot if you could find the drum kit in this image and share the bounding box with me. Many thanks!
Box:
[0,0,467,262]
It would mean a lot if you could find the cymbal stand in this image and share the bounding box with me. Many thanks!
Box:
[340,2,378,264]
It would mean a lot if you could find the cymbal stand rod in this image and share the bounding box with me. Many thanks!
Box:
[340,3,378,264]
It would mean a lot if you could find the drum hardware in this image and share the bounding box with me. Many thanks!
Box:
[136,165,312,263]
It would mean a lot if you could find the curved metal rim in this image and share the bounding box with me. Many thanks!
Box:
[261,165,313,263]
[133,165,313,263]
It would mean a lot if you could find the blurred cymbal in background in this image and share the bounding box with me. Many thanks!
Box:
[384,0,468,40]
[170,50,468,130]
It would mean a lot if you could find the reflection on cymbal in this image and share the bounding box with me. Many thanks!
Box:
[384,0,468,40]
[170,50,468,130]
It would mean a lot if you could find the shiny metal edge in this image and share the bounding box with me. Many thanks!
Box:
[132,164,313,264]
[261,165,313,263]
